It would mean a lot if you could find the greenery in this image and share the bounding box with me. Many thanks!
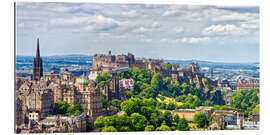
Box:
[54,101,70,114]
[177,118,189,131]
[230,89,259,115]
[166,62,173,70]
[156,121,171,131]
[101,126,118,132]
[96,72,112,88]
[213,105,234,111]
[54,101,83,115]
[66,104,83,115]
[92,67,231,132]
[111,99,121,110]
[144,125,155,131]
[130,113,148,131]
[193,113,208,128]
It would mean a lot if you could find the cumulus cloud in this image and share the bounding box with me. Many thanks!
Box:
[16,3,259,46]
[202,24,248,36]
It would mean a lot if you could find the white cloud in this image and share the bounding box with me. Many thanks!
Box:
[122,10,137,17]
[177,37,210,44]
[202,24,248,36]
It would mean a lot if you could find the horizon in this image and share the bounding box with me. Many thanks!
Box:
[15,54,259,64]
[16,2,259,63]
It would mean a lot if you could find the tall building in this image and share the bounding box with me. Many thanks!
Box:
[32,38,43,80]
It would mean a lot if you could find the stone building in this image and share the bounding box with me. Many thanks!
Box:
[51,75,103,122]
[17,89,54,117]
[236,79,260,91]
[119,78,134,99]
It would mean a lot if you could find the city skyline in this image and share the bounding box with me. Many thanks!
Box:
[16,2,259,63]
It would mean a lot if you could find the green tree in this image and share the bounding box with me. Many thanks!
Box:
[144,125,155,131]
[151,73,163,90]
[173,114,180,124]
[166,102,177,110]
[230,89,259,115]
[202,100,213,106]
[54,101,70,114]
[166,62,172,70]
[66,104,83,115]
[119,126,132,132]
[96,72,112,88]
[140,86,158,99]
[194,113,208,128]
[94,116,106,129]
[120,99,139,116]
[101,126,117,132]
[177,118,189,131]
[114,114,132,130]
[160,111,173,127]
[130,113,148,131]
[156,121,171,131]
[111,99,121,110]
[140,106,154,120]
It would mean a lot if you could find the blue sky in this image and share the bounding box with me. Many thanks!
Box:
[16,2,259,62]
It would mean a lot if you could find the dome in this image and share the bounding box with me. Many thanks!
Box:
[78,78,89,85]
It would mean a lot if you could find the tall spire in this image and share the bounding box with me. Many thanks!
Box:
[33,38,43,80]
[36,38,40,58]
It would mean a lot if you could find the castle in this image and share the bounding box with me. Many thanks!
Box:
[92,51,213,90]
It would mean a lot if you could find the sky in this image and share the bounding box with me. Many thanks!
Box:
[16,2,259,63]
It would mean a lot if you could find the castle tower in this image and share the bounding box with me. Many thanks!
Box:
[32,38,43,80]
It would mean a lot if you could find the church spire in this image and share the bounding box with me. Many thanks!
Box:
[36,38,40,58]
[33,38,43,80]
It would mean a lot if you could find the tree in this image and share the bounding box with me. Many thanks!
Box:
[54,101,70,114]
[120,99,139,116]
[94,116,106,129]
[150,111,164,127]
[156,121,171,131]
[161,111,173,127]
[230,89,259,115]
[166,62,172,70]
[151,73,163,90]
[111,99,121,110]
[119,126,132,132]
[193,113,208,128]
[101,126,117,132]
[96,72,112,88]
[144,125,155,131]
[66,104,83,115]
[177,118,189,131]
[166,102,177,110]
[114,114,132,130]
[202,100,213,106]
[130,113,148,131]
[140,86,158,99]
[102,95,109,109]
[173,114,180,124]
[140,106,154,120]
